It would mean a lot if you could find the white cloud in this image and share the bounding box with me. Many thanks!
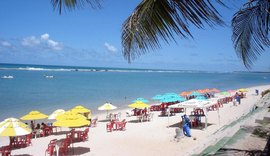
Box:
[41,33,49,41]
[1,41,12,47]
[47,39,63,50]
[21,36,40,47]
[21,34,63,50]
[104,42,117,53]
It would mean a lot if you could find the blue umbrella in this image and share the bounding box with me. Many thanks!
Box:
[195,96,207,100]
[151,94,164,100]
[132,98,149,103]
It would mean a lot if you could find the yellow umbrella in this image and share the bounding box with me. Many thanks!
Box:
[0,118,32,136]
[53,111,90,128]
[20,110,48,120]
[238,88,248,92]
[128,101,150,109]
[71,105,91,114]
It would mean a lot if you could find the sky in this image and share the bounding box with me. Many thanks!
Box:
[0,0,269,72]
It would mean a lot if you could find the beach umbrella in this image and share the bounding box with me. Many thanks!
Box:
[189,91,203,96]
[238,88,248,92]
[203,88,212,93]
[71,105,91,114]
[195,96,207,100]
[132,98,149,103]
[180,91,192,96]
[196,89,205,94]
[53,111,90,128]
[48,109,65,120]
[20,110,48,120]
[151,94,163,100]
[98,103,117,111]
[227,90,236,93]
[163,93,179,98]
[210,88,220,93]
[0,118,32,136]
[128,101,150,109]
[220,91,230,96]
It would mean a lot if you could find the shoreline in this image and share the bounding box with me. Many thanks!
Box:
[0,84,270,156]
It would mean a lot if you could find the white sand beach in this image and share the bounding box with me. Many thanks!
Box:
[1,85,270,156]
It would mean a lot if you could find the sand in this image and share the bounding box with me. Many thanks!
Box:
[1,84,270,156]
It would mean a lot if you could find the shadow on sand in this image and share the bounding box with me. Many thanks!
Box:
[72,146,90,155]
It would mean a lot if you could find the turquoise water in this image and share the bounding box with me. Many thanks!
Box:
[0,63,270,120]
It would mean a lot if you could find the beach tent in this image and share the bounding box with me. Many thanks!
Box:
[168,99,219,129]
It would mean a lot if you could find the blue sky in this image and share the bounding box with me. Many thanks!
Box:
[0,0,269,72]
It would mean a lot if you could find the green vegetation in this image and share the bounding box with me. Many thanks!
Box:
[261,90,270,97]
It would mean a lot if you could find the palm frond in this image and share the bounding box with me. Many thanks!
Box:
[122,0,224,62]
[232,0,270,68]
[51,0,101,15]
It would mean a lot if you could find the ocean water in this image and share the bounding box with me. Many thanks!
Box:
[0,63,270,120]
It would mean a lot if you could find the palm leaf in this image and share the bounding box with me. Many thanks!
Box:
[122,0,224,62]
[232,0,270,68]
[51,0,101,15]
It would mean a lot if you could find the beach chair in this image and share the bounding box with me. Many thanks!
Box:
[45,139,56,156]
[59,140,69,156]
[24,134,32,147]
[0,145,11,156]
[90,118,98,127]
[106,122,113,132]
[118,120,127,131]
[80,128,89,141]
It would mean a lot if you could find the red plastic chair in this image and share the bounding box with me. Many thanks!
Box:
[118,121,127,131]
[80,128,89,141]
[0,145,11,156]
[45,140,56,156]
[106,122,113,132]
[59,140,70,156]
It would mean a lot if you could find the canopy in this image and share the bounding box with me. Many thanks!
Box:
[168,99,219,129]
[71,105,91,114]
[48,109,65,120]
[98,103,117,111]
[20,110,48,120]
[168,99,212,109]
[128,101,150,109]
[0,118,32,136]
[53,111,90,128]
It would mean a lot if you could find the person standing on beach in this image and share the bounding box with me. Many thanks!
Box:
[255,89,259,96]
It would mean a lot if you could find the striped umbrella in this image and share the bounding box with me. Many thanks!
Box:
[0,118,32,136]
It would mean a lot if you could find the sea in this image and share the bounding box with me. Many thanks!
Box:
[0,63,269,121]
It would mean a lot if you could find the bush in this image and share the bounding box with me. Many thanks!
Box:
[261,89,270,97]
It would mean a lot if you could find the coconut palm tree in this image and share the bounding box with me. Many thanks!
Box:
[51,0,269,69]
[232,0,270,68]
